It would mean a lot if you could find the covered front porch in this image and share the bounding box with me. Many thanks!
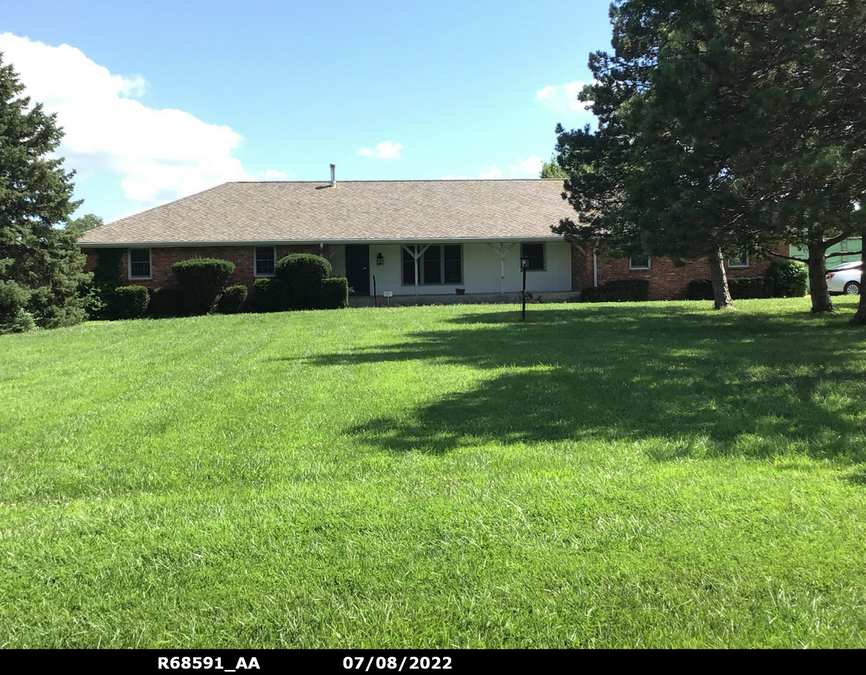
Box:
[326,240,574,298]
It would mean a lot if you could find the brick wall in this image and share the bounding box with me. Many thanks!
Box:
[82,245,329,291]
[570,244,785,300]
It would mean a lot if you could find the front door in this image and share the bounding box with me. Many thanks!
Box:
[345,245,370,296]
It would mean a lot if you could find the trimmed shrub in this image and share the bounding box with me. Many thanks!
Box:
[254,278,290,313]
[728,276,774,299]
[687,279,715,301]
[582,279,650,303]
[689,276,776,300]
[111,285,150,319]
[766,259,808,297]
[85,248,123,319]
[171,258,235,315]
[149,287,187,318]
[218,284,248,314]
[316,277,350,309]
[275,254,332,309]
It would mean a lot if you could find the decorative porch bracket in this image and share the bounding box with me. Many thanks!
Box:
[402,244,430,297]
[487,242,515,293]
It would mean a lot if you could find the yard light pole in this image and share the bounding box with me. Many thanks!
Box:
[520,255,529,321]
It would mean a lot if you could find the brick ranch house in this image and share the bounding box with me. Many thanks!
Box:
[77,177,774,302]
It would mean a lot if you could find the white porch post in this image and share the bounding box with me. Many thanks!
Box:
[403,244,429,297]
[487,242,514,294]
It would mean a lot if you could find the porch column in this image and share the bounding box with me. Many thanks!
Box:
[402,244,429,297]
[487,242,514,294]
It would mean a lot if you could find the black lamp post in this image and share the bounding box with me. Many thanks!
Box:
[520,255,530,321]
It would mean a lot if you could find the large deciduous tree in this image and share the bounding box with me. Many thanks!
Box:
[0,54,89,333]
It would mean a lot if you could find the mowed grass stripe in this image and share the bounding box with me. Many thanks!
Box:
[1,297,865,647]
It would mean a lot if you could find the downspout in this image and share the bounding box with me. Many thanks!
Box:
[592,247,598,288]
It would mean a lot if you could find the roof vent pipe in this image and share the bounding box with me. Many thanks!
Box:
[330,164,336,188]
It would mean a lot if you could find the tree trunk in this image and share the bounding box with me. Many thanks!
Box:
[807,241,835,313]
[707,247,734,310]
[850,229,866,325]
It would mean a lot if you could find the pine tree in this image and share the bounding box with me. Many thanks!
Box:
[0,53,89,333]
[553,0,866,312]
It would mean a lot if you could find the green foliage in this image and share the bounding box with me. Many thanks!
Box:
[171,258,235,315]
[728,277,774,300]
[766,260,808,298]
[110,286,150,320]
[555,0,866,313]
[316,277,349,309]
[83,248,123,319]
[66,213,103,237]
[582,279,649,303]
[540,154,569,179]
[275,254,332,309]
[0,305,36,334]
[0,55,89,332]
[217,285,249,314]
[687,279,715,301]
[148,287,186,318]
[253,278,289,313]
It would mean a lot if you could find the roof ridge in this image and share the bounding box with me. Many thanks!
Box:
[228,178,562,184]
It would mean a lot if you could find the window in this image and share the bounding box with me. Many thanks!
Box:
[521,243,545,270]
[727,252,749,268]
[629,255,651,270]
[402,245,463,285]
[129,248,151,279]
[255,246,276,276]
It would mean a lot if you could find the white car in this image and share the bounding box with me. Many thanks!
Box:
[826,261,862,295]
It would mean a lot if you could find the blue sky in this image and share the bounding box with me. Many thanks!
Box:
[0,1,610,222]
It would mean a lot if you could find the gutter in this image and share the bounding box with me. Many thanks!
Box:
[76,236,568,248]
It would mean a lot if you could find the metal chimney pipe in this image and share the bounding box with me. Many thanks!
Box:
[330,164,336,188]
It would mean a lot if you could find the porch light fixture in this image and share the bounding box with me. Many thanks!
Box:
[376,252,384,266]
[520,256,530,321]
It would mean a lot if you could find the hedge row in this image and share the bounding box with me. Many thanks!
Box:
[581,279,650,303]
[687,260,808,300]
[104,253,348,319]
[581,260,808,304]
[687,277,775,300]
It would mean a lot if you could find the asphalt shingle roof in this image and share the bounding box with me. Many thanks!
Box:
[77,179,575,246]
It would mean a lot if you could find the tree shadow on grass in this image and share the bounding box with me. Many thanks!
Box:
[277,306,866,463]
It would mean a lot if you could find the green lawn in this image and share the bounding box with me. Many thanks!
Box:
[1,297,866,648]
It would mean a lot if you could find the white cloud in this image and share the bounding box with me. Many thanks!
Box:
[359,141,402,159]
[0,32,286,209]
[478,165,502,180]
[536,81,593,112]
[260,169,290,180]
[510,155,543,176]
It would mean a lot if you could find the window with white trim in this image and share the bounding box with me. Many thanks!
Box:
[402,245,463,285]
[129,248,152,279]
[629,255,651,270]
[727,252,749,268]
[255,247,276,276]
[521,243,545,271]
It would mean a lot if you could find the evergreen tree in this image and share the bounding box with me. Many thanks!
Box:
[553,0,866,312]
[0,53,89,333]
